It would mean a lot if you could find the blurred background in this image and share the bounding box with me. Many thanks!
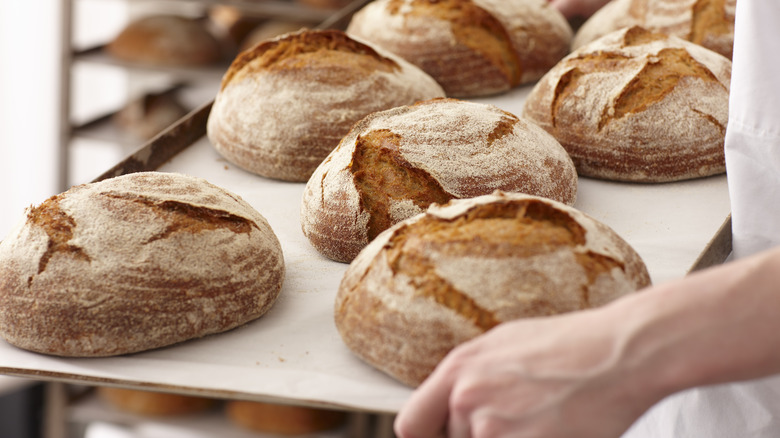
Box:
[0,2,352,437]
[1,3,130,436]
[1,2,63,436]
[0,0,136,235]
[0,0,64,238]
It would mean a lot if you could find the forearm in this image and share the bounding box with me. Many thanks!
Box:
[394,247,780,438]
[608,246,780,403]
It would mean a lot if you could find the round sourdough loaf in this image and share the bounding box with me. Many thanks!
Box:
[301,98,578,263]
[573,0,736,59]
[346,0,573,97]
[206,29,445,182]
[0,172,285,357]
[98,387,215,416]
[335,191,651,387]
[106,15,223,66]
[522,26,731,183]
[225,401,347,435]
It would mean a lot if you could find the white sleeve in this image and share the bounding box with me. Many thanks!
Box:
[625,4,780,438]
[725,0,780,259]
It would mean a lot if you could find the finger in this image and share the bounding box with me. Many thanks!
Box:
[394,363,457,438]
[446,404,472,438]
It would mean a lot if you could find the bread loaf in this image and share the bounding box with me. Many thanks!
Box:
[0,172,285,357]
[98,387,215,416]
[106,15,223,66]
[573,0,736,59]
[335,191,650,386]
[346,0,573,97]
[301,98,578,263]
[522,26,730,183]
[225,400,347,435]
[206,29,445,182]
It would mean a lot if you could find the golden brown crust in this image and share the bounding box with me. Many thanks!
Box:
[106,15,223,66]
[523,26,731,183]
[0,172,285,357]
[225,400,347,435]
[98,387,215,416]
[573,0,736,59]
[221,29,400,91]
[335,192,650,386]
[347,0,572,97]
[207,29,445,182]
[301,98,578,263]
[350,129,455,242]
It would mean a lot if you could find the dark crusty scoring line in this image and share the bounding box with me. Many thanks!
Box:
[26,192,259,285]
[377,199,624,331]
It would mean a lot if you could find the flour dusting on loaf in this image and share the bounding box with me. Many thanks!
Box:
[301,98,577,263]
[0,172,285,357]
[573,0,736,59]
[335,192,650,386]
[347,0,572,97]
[207,29,445,182]
[523,26,730,182]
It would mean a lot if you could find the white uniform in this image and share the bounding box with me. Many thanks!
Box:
[624,1,780,436]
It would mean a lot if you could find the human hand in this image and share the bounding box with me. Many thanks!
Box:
[393,309,658,438]
[548,0,611,19]
[395,248,780,437]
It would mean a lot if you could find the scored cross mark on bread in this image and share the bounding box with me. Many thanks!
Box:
[335,192,649,386]
[98,193,259,243]
[524,26,731,182]
[553,28,727,133]
[605,48,726,131]
[0,172,285,357]
[382,200,626,331]
[301,98,577,263]
[27,196,90,278]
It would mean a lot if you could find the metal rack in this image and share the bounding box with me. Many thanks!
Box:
[57,0,363,190]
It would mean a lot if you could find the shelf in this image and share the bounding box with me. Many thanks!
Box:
[101,0,341,22]
[59,0,369,188]
[73,47,229,83]
[71,82,217,146]
[0,376,37,396]
[70,392,355,438]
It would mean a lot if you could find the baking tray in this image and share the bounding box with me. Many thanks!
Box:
[0,81,732,413]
